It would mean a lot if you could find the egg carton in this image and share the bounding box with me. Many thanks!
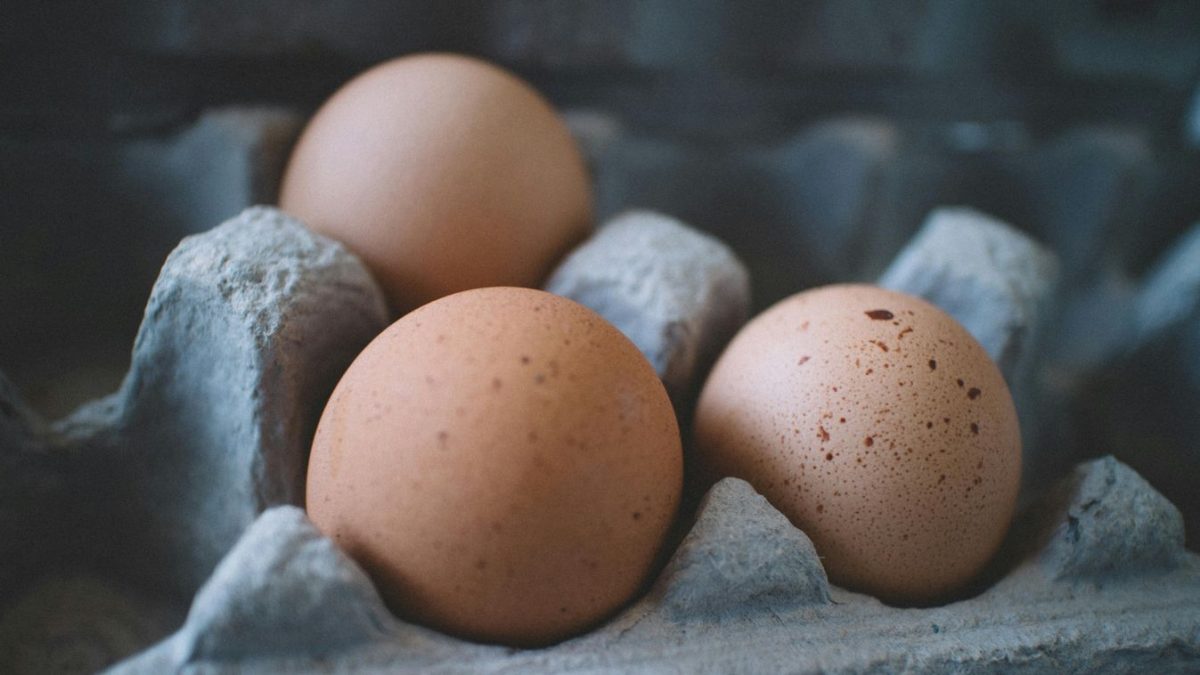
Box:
[2,201,1198,674]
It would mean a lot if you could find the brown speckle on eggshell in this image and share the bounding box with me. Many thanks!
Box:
[694,284,1021,604]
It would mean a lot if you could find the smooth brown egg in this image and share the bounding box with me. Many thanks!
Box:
[279,53,592,314]
[306,287,682,646]
[694,284,1020,604]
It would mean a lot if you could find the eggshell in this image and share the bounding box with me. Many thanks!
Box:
[279,53,592,314]
[306,287,682,646]
[693,284,1021,604]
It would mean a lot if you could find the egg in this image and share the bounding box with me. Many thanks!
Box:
[693,284,1020,604]
[279,53,592,314]
[306,287,682,646]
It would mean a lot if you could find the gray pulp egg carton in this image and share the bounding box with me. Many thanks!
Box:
[3,203,1199,674]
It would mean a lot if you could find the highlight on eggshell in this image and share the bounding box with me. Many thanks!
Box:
[693,284,1022,605]
[279,53,593,315]
[305,287,683,647]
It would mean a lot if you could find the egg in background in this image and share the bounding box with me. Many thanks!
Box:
[694,284,1021,604]
[280,53,592,315]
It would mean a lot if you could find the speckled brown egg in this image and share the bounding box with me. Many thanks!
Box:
[306,287,682,647]
[279,53,592,315]
[693,284,1020,604]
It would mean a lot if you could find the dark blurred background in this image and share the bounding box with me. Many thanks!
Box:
[2,0,1199,419]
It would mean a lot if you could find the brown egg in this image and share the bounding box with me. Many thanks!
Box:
[306,287,682,646]
[279,53,592,314]
[694,284,1020,604]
